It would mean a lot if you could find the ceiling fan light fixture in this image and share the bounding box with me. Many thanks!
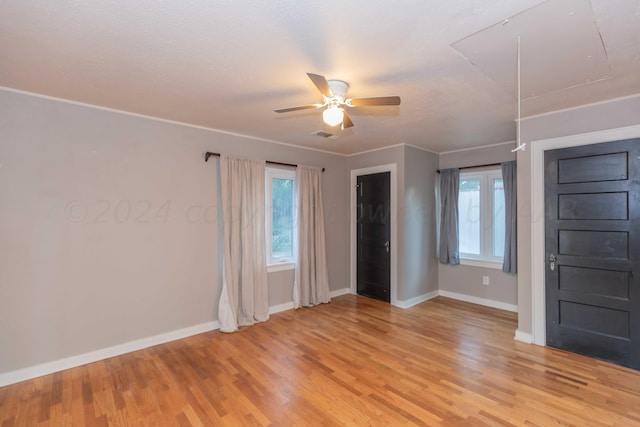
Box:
[323,106,344,127]
[274,73,401,130]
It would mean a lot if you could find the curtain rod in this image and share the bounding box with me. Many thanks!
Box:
[204,152,325,172]
[436,162,502,174]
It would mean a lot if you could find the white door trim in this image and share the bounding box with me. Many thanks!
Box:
[350,164,398,306]
[530,124,640,345]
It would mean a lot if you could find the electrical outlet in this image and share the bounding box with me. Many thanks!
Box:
[482,276,490,285]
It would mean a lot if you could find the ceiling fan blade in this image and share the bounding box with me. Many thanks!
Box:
[342,110,354,129]
[306,73,333,97]
[274,104,322,113]
[349,96,401,107]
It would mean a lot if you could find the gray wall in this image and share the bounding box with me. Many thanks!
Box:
[438,143,517,306]
[0,89,349,373]
[517,95,640,335]
[439,142,516,170]
[403,146,439,300]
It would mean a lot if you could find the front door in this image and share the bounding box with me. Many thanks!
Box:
[545,138,640,369]
[357,172,391,302]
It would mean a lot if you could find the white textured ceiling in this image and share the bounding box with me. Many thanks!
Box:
[1,0,639,155]
[453,0,612,100]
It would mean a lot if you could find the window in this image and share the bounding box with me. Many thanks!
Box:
[458,169,504,266]
[266,167,296,267]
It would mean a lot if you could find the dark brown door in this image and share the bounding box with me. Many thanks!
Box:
[545,138,640,369]
[357,172,391,302]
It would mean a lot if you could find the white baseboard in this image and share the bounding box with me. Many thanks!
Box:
[269,301,295,315]
[395,290,439,308]
[514,329,534,344]
[0,288,519,388]
[0,320,219,388]
[0,292,354,388]
[438,290,518,313]
[330,287,352,298]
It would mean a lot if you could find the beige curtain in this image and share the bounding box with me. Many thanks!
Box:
[218,155,269,332]
[293,165,330,308]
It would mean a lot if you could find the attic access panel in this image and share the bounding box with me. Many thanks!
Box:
[451,0,611,100]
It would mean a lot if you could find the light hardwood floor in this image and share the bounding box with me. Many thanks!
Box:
[2,295,640,426]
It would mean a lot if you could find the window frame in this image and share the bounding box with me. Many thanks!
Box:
[458,168,504,268]
[265,167,296,269]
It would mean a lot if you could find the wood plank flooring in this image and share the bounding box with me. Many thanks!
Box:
[2,295,640,426]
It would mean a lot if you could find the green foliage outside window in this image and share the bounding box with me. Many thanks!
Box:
[460,178,480,191]
[272,178,294,258]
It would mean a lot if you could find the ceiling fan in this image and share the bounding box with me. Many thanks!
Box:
[274,73,401,130]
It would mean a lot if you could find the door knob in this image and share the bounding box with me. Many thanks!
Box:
[384,241,390,253]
